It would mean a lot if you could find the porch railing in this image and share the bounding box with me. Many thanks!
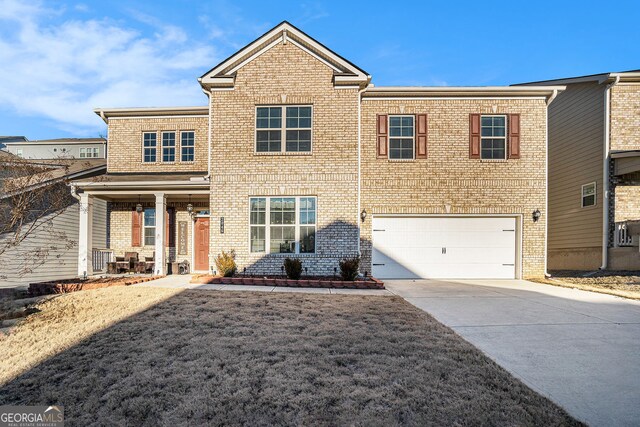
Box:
[614,221,634,247]
[92,248,114,272]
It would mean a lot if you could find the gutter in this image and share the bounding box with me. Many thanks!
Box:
[70,183,81,201]
[601,75,621,270]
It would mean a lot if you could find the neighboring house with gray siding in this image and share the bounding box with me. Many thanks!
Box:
[520,70,640,270]
[4,137,106,159]
[0,158,107,288]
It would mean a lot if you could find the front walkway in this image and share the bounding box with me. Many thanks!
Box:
[385,279,640,427]
[135,275,393,296]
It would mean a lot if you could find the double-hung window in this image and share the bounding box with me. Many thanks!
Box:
[143,208,156,246]
[256,106,312,153]
[582,182,596,207]
[162,132,176,162]
[181,131,195,162]
[389,116,414,159]
[480,115,507,160]
[143,133,157,162]
[249,196,316,254]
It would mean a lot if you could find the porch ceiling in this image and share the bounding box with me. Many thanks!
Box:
[612,151,640,176]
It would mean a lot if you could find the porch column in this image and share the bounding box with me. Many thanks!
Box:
[154,192,166,275]
[78,192,93,277]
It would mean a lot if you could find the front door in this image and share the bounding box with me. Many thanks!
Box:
[194,217,210,272]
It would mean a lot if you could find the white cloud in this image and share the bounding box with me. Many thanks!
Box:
[0,0,219,135]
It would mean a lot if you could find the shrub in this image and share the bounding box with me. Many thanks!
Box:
[339,256,360,281]
[215,250,237,277]
[284,258,302,280]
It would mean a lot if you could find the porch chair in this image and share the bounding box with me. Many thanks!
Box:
[144,252,155,274]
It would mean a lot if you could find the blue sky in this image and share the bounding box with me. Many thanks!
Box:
[1,0,638,140]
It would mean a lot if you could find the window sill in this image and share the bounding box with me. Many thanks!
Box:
[254,151,313,156]
[387,158,415,163]
[250,252,317,256]
[480,159,509,163]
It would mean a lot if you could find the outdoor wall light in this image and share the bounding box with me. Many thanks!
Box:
[360,209,367,222]
[532,209,542,222]
[186,194,193,214]
[136,195,143,213]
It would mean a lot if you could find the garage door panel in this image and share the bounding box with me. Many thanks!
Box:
[372,216,517,279]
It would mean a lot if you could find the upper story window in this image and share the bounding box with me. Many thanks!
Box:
[389,116,414,159]
[79,147,99,158]
[582,182,596,207]
[162,132,176,162]
[16,148,23,157]
[249,196,316,254]
[181,131,195,162]
[256,106,312,153]
[481,115,507,160]
[143,132,157,162]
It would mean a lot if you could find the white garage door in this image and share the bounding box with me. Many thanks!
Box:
[372,216,517,279]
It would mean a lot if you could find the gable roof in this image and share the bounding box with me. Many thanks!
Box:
[199,21,370,89]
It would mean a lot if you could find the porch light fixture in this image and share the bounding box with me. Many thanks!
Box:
[532,209,541,222]
[186,194,193,214]
[136,195,143,213]
[360,209,367,222]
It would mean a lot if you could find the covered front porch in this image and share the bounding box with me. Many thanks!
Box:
[610,151,640,269]
[72,174,211,277]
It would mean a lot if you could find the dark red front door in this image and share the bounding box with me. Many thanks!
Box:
[194,218,210,271]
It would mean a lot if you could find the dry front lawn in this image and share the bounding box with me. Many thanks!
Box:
[0,287,580,426]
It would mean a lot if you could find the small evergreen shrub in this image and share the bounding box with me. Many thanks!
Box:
[284,258,302,280]
[339,256,360,281]
[215,250,237,277]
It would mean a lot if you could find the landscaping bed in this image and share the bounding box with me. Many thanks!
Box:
[191,274,384,289]
[28,276,164,296]
[533,270,640,300]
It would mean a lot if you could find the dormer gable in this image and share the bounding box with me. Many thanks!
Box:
[198,21,370,90]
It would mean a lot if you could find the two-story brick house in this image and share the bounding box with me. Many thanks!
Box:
[521,70,640,270]
[72,22,563,280]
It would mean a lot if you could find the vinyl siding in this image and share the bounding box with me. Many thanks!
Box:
[0,198,108,288]
[547,82,605,250]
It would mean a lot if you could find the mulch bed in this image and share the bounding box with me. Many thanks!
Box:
[28,276,164,296]
[192,275,385,289]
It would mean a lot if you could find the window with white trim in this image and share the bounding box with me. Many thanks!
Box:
[79,147,99,158]
[249,196,316,254]
[181,131,195,162]
[582,182,596,207]
[256,106,312,153]
[16,148,23,157]
[143,208,156,246]
[481,115,507,159]
[389,115,414,159]
[143,132,156,162]
[162,132,176,162]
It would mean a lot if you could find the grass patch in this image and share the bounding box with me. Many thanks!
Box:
[0,287,580,426]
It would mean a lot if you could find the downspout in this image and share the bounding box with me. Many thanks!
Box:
[206,88,213,180]
[356,85,366,255]
[543,91,557,277]
[601,76,621,270]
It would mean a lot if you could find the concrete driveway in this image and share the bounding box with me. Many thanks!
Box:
[386,279,640,427]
